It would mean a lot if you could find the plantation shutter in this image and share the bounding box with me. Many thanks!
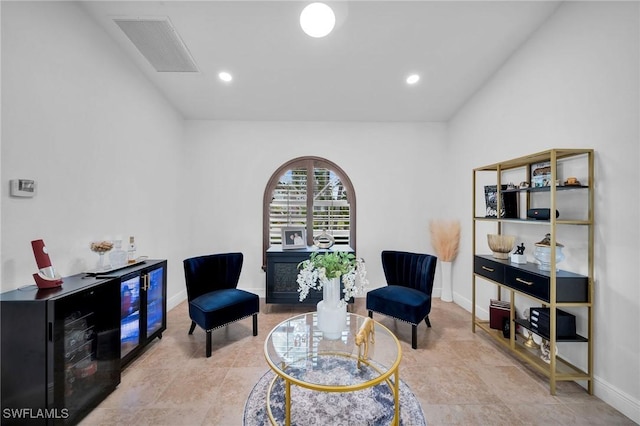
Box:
[268,161,352,247]
[269,167,307,245]
[312,167,350,245]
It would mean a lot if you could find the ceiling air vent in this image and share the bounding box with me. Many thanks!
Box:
[114,17,198,72]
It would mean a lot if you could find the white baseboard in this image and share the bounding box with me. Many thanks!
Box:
[247,287,266,299]
[167,289,187,311]
[593,377,640,424]
[453,292,639,424]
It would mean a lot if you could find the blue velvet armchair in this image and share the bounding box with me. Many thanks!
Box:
[183,253,259,357]
[366,251,437,349]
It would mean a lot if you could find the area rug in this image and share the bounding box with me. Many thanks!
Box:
[243,356,426,426]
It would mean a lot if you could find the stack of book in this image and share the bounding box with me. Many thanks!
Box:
[489,299,510,330]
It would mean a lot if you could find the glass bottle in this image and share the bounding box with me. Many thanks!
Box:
[109,239,127,268]
[127,236,137,264]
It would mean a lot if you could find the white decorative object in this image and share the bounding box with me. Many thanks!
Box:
[534,246,565,271]
[297,251,368,339]
[510,253,527,264]
[429,219,460,303]
[540,340,558,364]
[316,277,347,339]
[90,240,114,271]
[440,261,453,302]
[533,234,565,271]
[313,229,335,249]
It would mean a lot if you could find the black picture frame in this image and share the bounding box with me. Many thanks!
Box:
[484,185,518,218]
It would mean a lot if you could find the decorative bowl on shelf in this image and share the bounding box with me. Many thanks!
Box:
[533,233,565,271]
[533,245,565,271]
[90,241,114,271]
[487,234,516,259]
[89,241,113,253]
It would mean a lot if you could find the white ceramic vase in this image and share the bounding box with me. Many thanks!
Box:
[317,277,347,340]
[533,246,565,271]
[440,261,453,302]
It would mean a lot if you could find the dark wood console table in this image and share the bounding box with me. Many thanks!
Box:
[265,245,354,305]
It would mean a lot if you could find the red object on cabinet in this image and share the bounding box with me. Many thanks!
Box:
[31,239,63,288]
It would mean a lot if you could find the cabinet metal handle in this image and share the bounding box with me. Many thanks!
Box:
[142,274,149,291]
[481,266,494,272]
[516,277,533,286]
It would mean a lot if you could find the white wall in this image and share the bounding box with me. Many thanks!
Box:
[0,2,451,306]
[1,0,637,422]
[0,2,188,305]
[448,2,639,422]
[183,120,449,296]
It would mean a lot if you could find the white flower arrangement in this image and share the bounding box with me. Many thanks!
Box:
[297,251,369,306]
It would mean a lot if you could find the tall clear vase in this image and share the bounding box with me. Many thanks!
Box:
[317,277,347,339]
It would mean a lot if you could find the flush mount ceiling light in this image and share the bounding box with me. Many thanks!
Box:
[406,74,420,85]
[218,71,233,82]
[300,3,336,38]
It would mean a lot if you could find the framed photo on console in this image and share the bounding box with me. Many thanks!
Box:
[282,227,306,249]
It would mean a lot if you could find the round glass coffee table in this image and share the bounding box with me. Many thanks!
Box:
[264,312,402,426]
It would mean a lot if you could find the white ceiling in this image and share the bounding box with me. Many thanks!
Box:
[80,1,561,122]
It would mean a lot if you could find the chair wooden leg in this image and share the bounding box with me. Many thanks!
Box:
[424,316,432,328]
[206,330,212,358]
[188,321,196,335]
[253,313,258,336]
[412,324,418,349]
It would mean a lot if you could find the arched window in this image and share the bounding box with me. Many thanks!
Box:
[262,156,356,267]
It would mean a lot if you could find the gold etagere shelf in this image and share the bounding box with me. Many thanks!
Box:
[471,148,594,395]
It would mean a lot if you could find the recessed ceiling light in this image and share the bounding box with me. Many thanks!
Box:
[218,71,232,82]
[406,74,420,85]
[300,3,336,38]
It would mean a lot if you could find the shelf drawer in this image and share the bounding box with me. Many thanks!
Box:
[505,267,550,300]
[474,256,505,283]
[475,255,588,303]
[504,265,588,303]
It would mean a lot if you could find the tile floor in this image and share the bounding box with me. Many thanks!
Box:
[82,299,634,425]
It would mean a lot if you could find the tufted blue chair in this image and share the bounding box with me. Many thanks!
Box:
[366,251,437,349]
[183,253,259,358]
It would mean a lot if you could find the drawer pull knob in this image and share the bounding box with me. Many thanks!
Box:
[481,266,495,272]
[516,277,533,286]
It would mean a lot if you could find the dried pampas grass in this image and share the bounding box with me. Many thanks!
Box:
[429,219,461,262]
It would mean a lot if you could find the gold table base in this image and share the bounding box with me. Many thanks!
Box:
[265,352,400,426]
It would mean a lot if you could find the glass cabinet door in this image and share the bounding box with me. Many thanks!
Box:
[120,275,141,359]
[51,282,120,424]
[119,261,167,366]
[145,266,165,337]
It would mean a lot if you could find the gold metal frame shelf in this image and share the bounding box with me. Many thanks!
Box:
[471,148,594,395]
[475,320,590,381]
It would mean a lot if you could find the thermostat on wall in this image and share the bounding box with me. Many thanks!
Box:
[10,179,37,197]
